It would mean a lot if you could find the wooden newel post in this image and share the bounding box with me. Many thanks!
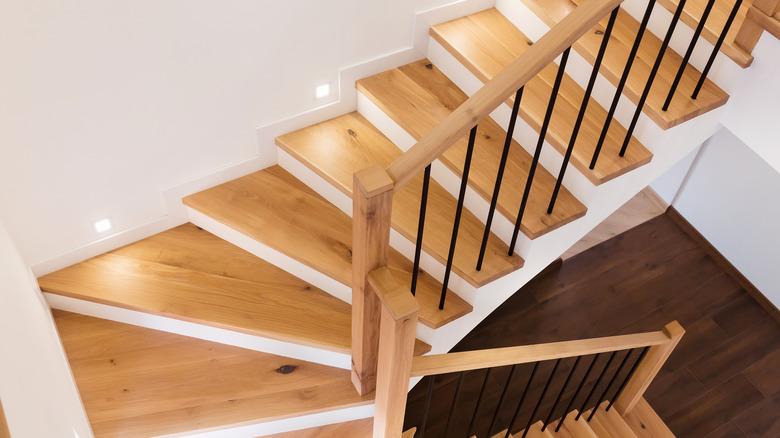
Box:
[352,165,395,396]
[614,321,685,415]
[369,267,419,438]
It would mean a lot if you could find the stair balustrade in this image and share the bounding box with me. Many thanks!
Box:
[350,0,749,432]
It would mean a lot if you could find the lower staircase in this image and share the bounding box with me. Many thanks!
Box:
[32,0,758,434]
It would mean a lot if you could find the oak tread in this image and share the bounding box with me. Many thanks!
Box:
[588,402,639,437]
[655,0,755,67]
[39,224,360,354]
[429,8,653,184]
[277,112,523,288]
[357,60,587,240]
[520,0,730,128]
[623,397,676,438]
[183,166,472,329]
[54,311,374,438]
[0,398,9,438]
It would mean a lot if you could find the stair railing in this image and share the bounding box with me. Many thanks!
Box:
[350,0,738,414]
[735,0,780,56]
[375,320,683,438]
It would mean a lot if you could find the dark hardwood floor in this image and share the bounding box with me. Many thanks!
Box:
[404,212,780,437]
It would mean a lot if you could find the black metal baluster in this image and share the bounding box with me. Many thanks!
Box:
[444,372,466,436]
[520,360,562,438]
[542,357,583,431]
[411,164,432,296]
[587,350,633,421]
[663,0,718,111]
[692,0,744,99]
[576,351,618,420]
[606,346,650,411]
[467,368,494,438]
[509,48,571,255]
[556,354,600,432]
[417,375,436,438]
[439,125,477,309]
[488,365,518,437]
[504,363,541,438]
[590,1,656,171]
[477,87,524,271]
[548,8,618,214]
[621,0,687,156]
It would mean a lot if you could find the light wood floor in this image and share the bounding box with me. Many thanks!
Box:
[562,188,667,260]
[54,310,373,438]
[0,398,9,438]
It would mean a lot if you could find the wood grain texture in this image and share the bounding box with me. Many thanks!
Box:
[0,398,9,438]
[561,413,598,438]
[384,0,628,189]
[356,62,587,241]
[428,9,653,185]
[589,402,639,437]
[54,310,374,438]
[371,267,419,438]
[38,224,355,353]
[277,112,524,288]
[623,397,676,438]
[410,330,669,377]
[667,207,780,325]
[562,188,667,260]
[522,0,730,129]
[406,212,778,436]
[654,0,755,67]
[351,166,394,396]
[183,166,471,329]
[614,321,685,414]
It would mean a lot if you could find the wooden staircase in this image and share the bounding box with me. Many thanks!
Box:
[34,0,762,435]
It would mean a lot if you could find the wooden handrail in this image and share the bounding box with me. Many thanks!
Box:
[384,0,622,191]
[410,330,670,377]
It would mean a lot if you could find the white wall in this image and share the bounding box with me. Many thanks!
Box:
[672,128,780,307]
[0,221,94,438]
[0,0,453,268]
[721,33,780,172]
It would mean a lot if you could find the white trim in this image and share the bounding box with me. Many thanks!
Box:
[45,293,352,370]
[155,404,375,438]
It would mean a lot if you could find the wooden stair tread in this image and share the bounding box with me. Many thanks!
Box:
[622,397,675,438]
[588,402,639,437]
[429,9,653,185]
[560,412,598,438]
[39,224,359,354]
[183,166,471,329]
[357,60,587,240]
[277,112,524,287]
[520,0,730,129]
[54,310,374,438]
[655,0,754,67]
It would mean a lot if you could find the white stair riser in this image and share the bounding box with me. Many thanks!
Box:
[45,293,352,370]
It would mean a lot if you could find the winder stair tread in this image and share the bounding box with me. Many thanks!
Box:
[54,310,373,438]
[277,112,524,288]
[183,166,472,329]
[357,60,587,240]
[429,8,653,185]
[38,224,432,355]
[519,0,730,129]
[262,420,417,438]
[586,402,639,437]
[655,0,755,67]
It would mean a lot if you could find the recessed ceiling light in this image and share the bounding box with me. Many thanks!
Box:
[315,83,330,99]
[94,218,112,233]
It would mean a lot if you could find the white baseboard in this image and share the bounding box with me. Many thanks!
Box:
[157,404,375,438]
[46,293,351,370]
